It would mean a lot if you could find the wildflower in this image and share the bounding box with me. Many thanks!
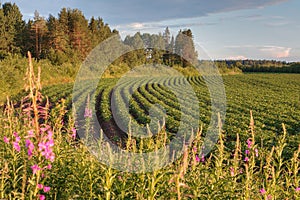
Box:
[47,130,53,139]
[244,157,249,162]
[27,130,34,137]
[193,147,197,153]
[15,136,21,142]
[201,154,205,162]
[260,188,266,195]
[43,186,51,192]
[38,138,55,162]
[38,194,45,200]
[47,164,52,169]
[267,195,272,200]
[13,141,21,152]
[195,155,200,162]
[84,107,92,118]
[31,164,41,174]
[40,125,50,133]
[255,148,259,157]
[37,184,43,189]
[246,138,252,149]
[117,176,122,181]
[3,136,9,144]
[245,150,250,155]
[25,139,35,157]
[296,187,300,192]
[230,167,235,176]
[71,127,76,139]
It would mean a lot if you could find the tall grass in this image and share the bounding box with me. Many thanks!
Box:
[0,53,299,199]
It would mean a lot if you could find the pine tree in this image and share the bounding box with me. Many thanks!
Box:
[174,29,197,67]
[0,3,24,56]
[163,27,170,49]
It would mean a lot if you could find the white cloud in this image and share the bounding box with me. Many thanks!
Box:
[225,45,292,59]
[129,23,145,29]
[259,46,291,58]
[226,55,248,60]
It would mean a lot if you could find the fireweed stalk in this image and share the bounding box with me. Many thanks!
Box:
[1,52,56,199]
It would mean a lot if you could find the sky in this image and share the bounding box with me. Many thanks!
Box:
[4,0,300,61]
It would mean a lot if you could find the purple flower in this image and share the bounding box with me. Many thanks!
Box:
[84,107,92,118]
[31,164,41,174]
[244,157,249,162]
[37,184,43,189]
[43,186,51,192]
[13,141,21,152]
[230,167,234,176]
[40,126,50,133]
[201,154,205,162]
[13,132,18,137]
[195,155,200,162]
[26,139,35,157]
[247,138,252,149]
[255,148,259,157]
[38,194,45,200]
[193,147,197,153]
[27,130,34,137]
[296,187,300,192]
[3,136,9,144]
[71,127,76,139]
[245,150,250,155]
[15,136,21,142]
[260,188,266,195]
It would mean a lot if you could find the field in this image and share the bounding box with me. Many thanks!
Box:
[0,59,299,199]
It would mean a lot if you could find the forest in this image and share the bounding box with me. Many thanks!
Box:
[1,2,299,73]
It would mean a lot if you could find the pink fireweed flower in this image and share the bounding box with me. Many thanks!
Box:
[255,148,259,157]
[244,157,249,162]
[47,164,52,169]
[13,141,21,152]
[230,167,235,177]
[13,132,18,137]
[31,164,41,174]
[195,155,200,162]
[42,150,55,162]
[260,188,266,195]
[296,187,300,192]
[15,136,21,142]
[3,136,9,144]
[27,130,34,137]
[38,194,45,200]
[37,184,43,189]
[201,154,205,162]
[47,130,53,139]
[43,186,51,192]
[245,150,250,155]
[71,127,76,139]
[38,137,55,162]
[246,138,252,149]
[26,139,35,157]
[40,125,50,133]
[193,147,197,153]
[84,107,92,118]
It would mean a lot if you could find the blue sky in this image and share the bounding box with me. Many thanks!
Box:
[5,0,300,61]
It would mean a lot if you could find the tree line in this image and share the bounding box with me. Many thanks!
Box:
[0,2,198,68]
[1,2,298,73]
